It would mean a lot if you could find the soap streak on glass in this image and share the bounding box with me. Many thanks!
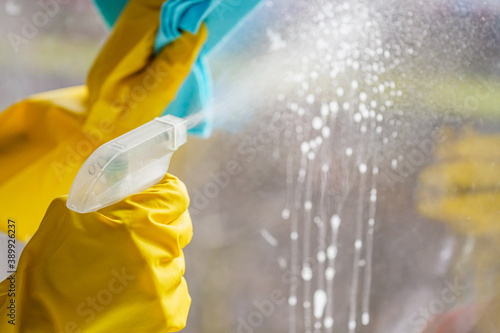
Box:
[268,1,399,331]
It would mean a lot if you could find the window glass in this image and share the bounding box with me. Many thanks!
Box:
[2,1,500,332]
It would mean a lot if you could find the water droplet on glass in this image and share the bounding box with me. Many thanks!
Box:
[324,316,334,328]
[313,289,328,319]
[260,229,278,247]
[301,142,310,154]
[359,163,367,174]
[306,94,315,104]
[325,267,336,280]
[391,158,398,169]
[321,103,329,116]
[330,214,341,229]
[327,245,338,259]
[302,266,313,281]
[267,28,287,51]
[312,116,323,130]
[5,1,21,15]
[362,312,370,325]
[322,127,331,138]
[277,256,287,269]
[329,101,339,113]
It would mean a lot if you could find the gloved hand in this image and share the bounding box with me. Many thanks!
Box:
[0,0,207,241]
[85,0,208,137]
[0,173,192,333]
[417,127,500,333]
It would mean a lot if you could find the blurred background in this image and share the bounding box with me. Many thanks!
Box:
[1,0,500,332]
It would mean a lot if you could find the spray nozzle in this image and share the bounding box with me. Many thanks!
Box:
[67,115,187,213]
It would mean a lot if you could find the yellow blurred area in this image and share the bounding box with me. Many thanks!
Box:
[418,128,500,332]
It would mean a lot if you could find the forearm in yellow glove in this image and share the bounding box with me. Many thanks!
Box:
[0,0,207,241]
[0,173,192,333]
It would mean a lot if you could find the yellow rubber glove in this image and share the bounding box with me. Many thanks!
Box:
[417,127,500,333]
[0,173,192,333]
[84,0,208,138]
[0,0,207,241]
